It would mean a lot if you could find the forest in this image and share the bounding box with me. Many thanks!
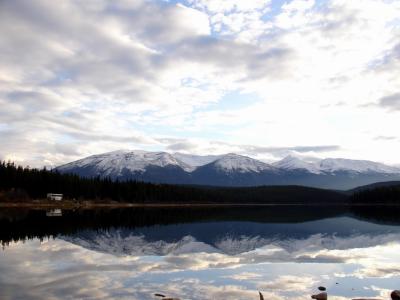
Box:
[350,185,400,204]
[0,161,346,204]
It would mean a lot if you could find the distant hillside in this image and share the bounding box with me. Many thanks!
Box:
[350,181,400,204]
[349,181,400,193]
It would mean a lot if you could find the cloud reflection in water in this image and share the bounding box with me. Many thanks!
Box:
[1,229,400,299]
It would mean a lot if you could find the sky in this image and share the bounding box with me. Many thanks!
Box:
[0,0,400,167]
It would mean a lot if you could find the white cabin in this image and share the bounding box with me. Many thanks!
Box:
[47,193,63,201]
[46,209,62,217]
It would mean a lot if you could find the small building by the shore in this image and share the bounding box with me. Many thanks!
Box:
[47,193,63,201]
[46,209,62,217]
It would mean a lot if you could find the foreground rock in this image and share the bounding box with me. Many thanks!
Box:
[154,293,180,300]
[311,292,327,300]
[392,290,400,300]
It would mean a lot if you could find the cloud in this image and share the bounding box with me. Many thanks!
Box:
[65,131,153,145]
[378,93,400,111]
[188,0,271,41]
[223,272,262,281]
[0,0,293,167]
[368,42,400,74]
[374,136,398,141]
[242,145,341,155]
[1,0,400,166]
[166,141,199,152]
[161,138,341,160]
[355,264,400,279]
[257,275,315,291]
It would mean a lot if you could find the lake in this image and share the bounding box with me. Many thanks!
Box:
[1,206,399,299]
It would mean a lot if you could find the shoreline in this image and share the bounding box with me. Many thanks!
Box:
[1,201,400,209]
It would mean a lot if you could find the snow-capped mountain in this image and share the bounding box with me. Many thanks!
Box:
[273,155,322,174]
[318,158,400,174]
[56,150,400,190]
[57,149,193,176]
[274,155,400,175]
[189,153,281,186]
[211,153,276,173]
[56,150,198,185]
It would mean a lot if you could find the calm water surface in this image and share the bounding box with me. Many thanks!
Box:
[0,206,399,300]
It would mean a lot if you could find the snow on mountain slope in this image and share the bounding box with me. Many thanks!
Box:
[273,155,322,174]
[318,158,400,174]
[57,150,400,176]
[63,232,217,256]
[61,226,400,257]
[56,150,400,188]
[274,155,400,175]
[57,150,194,176]
[61,229,271,256]
[211,153,277,173]
[173,153,221,167]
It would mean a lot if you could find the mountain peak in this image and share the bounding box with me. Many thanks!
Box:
[57,150,194,176]
[319,158,400,174]
[212,153,275,173]
[273,155,322,174]
[274,155,400,175]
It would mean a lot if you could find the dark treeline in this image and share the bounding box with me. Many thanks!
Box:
[351,184,400,204]
[0,161,346,204]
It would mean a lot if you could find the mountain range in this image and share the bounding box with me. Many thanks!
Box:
[56,150,400,190]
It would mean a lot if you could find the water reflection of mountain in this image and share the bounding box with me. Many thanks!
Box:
[62,216,400,256]
[1,206,400,247]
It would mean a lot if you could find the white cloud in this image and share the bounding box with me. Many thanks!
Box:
[379,93,400,111]
[354,264,400,279]
[188,0,271,41]
[1,0,400,166]
[258,275,316,291]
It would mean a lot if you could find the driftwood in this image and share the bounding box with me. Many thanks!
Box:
[259,291,264,300]
[154,294,180,300]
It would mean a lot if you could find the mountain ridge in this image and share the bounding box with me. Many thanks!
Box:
[56,150,400,190]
